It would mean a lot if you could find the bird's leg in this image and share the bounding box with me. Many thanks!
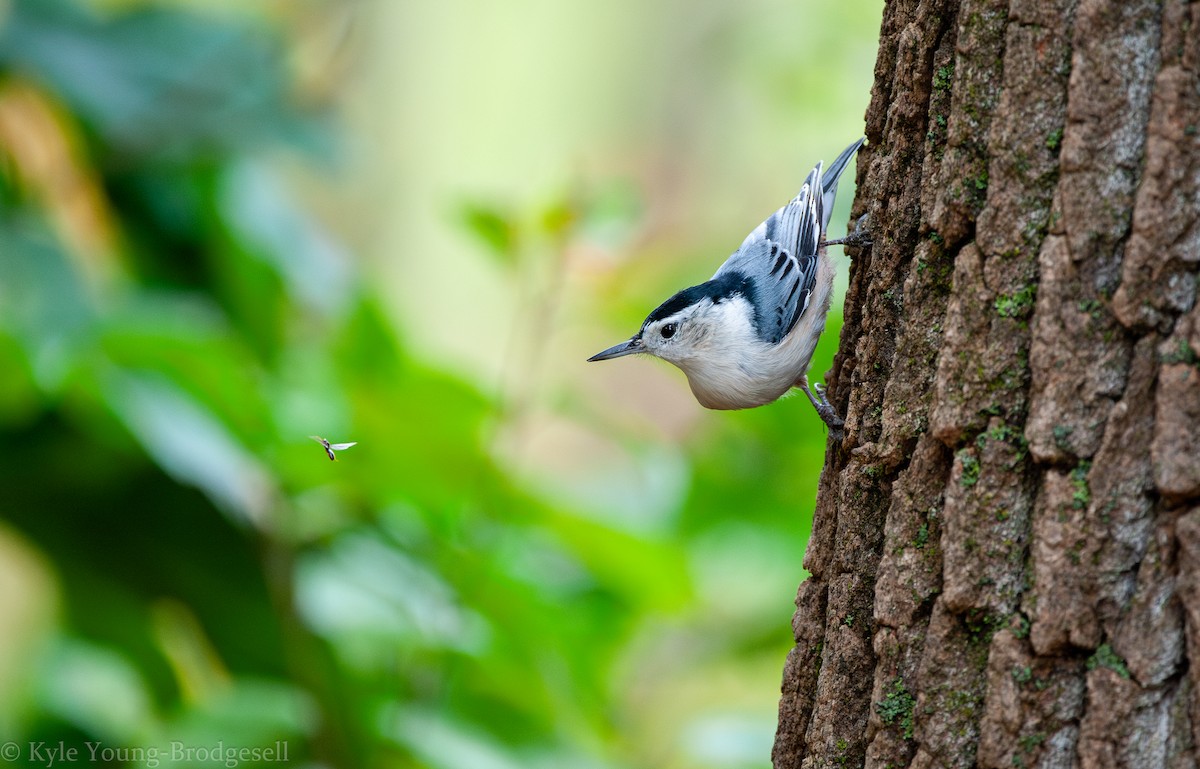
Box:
[798,376,844,440]
[820,213,873,250]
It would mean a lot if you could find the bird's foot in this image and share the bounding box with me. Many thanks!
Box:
[818,407,845,441]
[803,380,845,441]
[820,213,873,250]
[813,386,845,440]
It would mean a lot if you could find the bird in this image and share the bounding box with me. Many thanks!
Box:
[310,435,357,461]
[588,138,866,437]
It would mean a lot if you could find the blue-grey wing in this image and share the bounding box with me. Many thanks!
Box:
[756,241,818,344]
[715,174,820,345]
[735,166,823,257]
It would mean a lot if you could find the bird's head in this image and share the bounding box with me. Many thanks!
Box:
[588,279,751,369]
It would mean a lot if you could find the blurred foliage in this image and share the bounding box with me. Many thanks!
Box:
[0,1,865,768]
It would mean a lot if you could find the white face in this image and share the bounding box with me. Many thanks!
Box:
[590,293,761,376]
[640,300,719,365]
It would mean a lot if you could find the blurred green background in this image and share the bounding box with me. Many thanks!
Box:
[0,1,878,767]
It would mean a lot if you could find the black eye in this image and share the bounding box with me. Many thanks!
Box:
[660,323,678,339]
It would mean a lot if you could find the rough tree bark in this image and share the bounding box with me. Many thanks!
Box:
[773,0,1200,767]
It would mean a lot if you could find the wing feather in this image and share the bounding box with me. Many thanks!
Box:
[713,138,865,344]
[717,174,822,344]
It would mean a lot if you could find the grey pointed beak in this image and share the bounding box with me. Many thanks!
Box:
[588,336,642,362]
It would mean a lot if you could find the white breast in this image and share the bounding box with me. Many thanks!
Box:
[675,255,836,410]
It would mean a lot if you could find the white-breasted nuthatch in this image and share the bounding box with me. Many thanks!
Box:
[588,138,866,436]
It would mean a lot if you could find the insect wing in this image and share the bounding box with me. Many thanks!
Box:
[328,442,357,451]
[309,436,337,460]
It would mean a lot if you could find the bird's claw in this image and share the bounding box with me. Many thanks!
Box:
[802,380,844,441]
[820,213,873,250]
[817,406,845,441]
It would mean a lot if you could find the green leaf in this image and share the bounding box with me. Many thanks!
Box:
[101,371,275,524]
[459,202,519,264]
[0,0,317,160]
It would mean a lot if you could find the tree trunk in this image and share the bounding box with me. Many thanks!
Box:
[773,0,1200,767]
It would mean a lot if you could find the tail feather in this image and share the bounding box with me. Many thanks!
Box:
[734,137,866,256]
[819,137,866,235]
